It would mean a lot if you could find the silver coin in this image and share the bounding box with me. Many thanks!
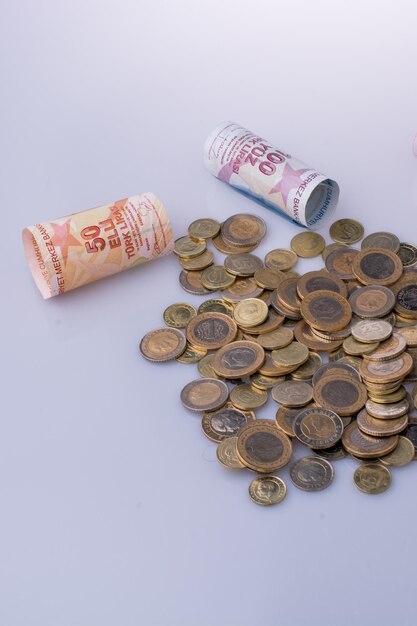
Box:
[290,456,334,491]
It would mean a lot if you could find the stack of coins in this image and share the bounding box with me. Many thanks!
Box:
[140,215,417,505]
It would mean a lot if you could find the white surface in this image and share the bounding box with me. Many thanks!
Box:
[2,2,417,625]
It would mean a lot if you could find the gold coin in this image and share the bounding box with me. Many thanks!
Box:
[179,270,211,295]
[322,242,348,261]
[362,331,406,361]
[359,352,413,383]
[342,422,398,459]
[290,232,325,258]
[348,285,395,319]
[361,231,400,252]
[342,336,380,356]
[216,437,245,469]
[239,309,284,335]
[140,327,187,362]
[352,247,403,286]
[174,236,206,258]
[272,380,314,407]
[180,378,229,412]
[364,397,409,420]
[379,436,416,467]
[230,384,268,410]
[222,277,264,301]
[237,420,293,473]
[297,270,348,299]
[294,320,344,352]
[310,325,351,341]
[197,354,219,378]
[284,270,301,279]
[212,233,257,254]
[248,475,287,506]
[202,402,255,442]
[224,253,263,277]
[201,265,236,290]
[213,340,265,379]
[357,409,408,437]
[313,374,367,416]
[221,213,267,247]
[254,327,294,350]
[197,298,234,317]
[395,313,417,328]
[258,352,300,376]
[251,373,286,391]
[254,268,286,290]
[325,247,359,280]
[163,302,197,328]
[186,312,238,350]
[354,463,392,494]
[275,406,307,437]
[291,352,322,380]
[272,341,309,368]
[275,277,301,312]
[188,217,220,240]
[264,248,297,271]
[233,298,269,327]
[300,290,352,332]
[179,249,214,271]
[329,218,364,244]
[351,319,392,343]
[397,326,417,347]
[176,343,207,364]
[271,297,302,321]
[404,346,417,383]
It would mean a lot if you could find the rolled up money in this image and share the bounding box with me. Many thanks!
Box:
[22,192,174,298]
[204,121,339,230]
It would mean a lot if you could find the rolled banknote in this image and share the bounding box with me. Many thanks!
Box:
[22,192,174,298]
[204,121,339,230]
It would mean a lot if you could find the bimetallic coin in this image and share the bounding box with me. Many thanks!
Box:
[293,407,344,449]
[202,403,255,442]
[342,422,398,458]
[361,232,400,252]
[198,299,234,317]
[221,213,267,247]
[174,236,206,258]
[271,380,314,408]
[312,362,361,387]
[179,270,211,295]
[397,326,417,347]
[290,456,334,491]
[351,319,392,343]
[297,270,348,299]
[180,378,229,412]
[258,352,298,377]
[188,217,220,240]
[354,463,392,494]
[213,340,265,379]
[264,248,297,271]
[352,248,403,286]
[325,247,359,280]
[197,354,218,378]
[294,320,344,352]
[272,341,309,368]
[379,436,416,467]
[248,475,287,506]
[230,384,268,410]
[237,420,293,473]
[398,242,417,267]
[254,268,286,290]
[201,265,236,290]
[240,309,285,336]
[329,218,364,244]
[163,302,197,328]
[349,285,395,319]
[140,327,187,362]
[255,327,294,350]
[365,398,409,420]
[275,278,302,312]
[275,406,305,437]
[359,352,413,383]
[290,232,326,258]
[176,343,207,364]
[179,249,214,271]
[212,233,257,255]
[233,298,269,328]
[313,374,367,416]
[395,283,417,320]
[187,312,238,350]
[404,423,417,455]
[404,346,417,383]
[301,290,352,332]
[224,253,263,277]
[222,277,264,301]
[291,352,323,380]
[322,242,348,262]
[362,331,406,361]
[216,437,245,469]
[252,373,286,391]
[357,409,408,437]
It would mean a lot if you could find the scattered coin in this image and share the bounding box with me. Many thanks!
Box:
[291,352,322,380]
[221,213,267,247]
[240,309,285,335]
[379,436,416,467]
[224,253,263,277]
[352,248,403,286]
[252,373,285,391]
[297,270,348,299]
[272,380,314,407]
[301,290,352,332]
[176,343,207,364]
[180,378,229,412]
[179,269,211,295]
[230,384,268,410]
[361,231,400,252]
[398,242,417,267]
[201,265,236,290]
[356,409,408,437]
[351,319,393,343]
[253,327,294,350]
[275,406,304,437]
[140,327,187,362]
[197,299,234,316]
[365,397,409,420]
[291,232,326,258]
[342,336,380,356]
[396,327,417,347]
[341,422,398,458]
[349,285,395,319]
[248,475,287,506]
[322,242,348,261]
[290,456,334,491]
[359,352,413,384]
[174,236,206,258]
[197,353,218,378]
[362,331,406,361]
[313,374,367,416]
[202,403,255,442]
[233,298,269,328]
[293,320,344,352]
[216,436,245,469]
[188,217,220,240]
[272,341,309,368]
[312,361,361,386]
[179,249,214,271]
[254,268,286,289]
[395,282,417,320]
[264,248,297,271]
[163,302,197,328]
[329,218,364,244]
[325,247,359,280]
[312,442,347,461]
[237,420,293,473]
[293,407,344,449]
[187,312,238,349]
[213,340,265,379]
[354,463,392,494]
[212,233,257,254]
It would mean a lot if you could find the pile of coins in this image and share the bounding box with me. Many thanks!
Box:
[140,214,417,505]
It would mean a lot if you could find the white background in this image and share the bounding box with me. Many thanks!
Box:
[2,1,417,625]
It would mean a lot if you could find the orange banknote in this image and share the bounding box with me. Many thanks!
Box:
[23,192,174,298]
